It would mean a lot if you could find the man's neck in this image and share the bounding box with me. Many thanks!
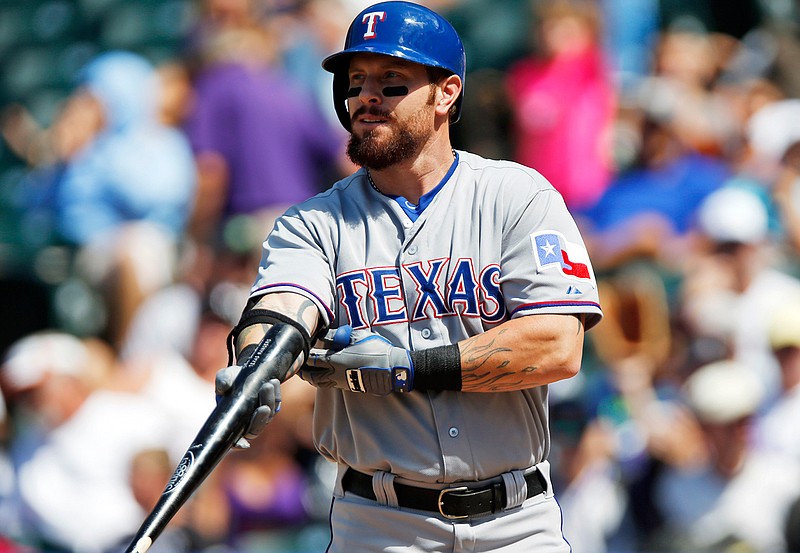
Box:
[367,142,456,204]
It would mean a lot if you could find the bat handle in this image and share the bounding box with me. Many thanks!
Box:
[121,322,306,553]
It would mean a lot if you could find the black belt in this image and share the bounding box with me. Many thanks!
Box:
[342,468,547,520]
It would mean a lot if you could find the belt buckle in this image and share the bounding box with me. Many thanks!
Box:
[438,486,470,520]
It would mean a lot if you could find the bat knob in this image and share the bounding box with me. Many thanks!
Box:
[134,536,152,553]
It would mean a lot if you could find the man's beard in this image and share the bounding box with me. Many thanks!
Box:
[346,104,432,170]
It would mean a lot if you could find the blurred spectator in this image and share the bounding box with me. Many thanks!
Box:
[633,23,739,158]
[56,51,197,349]
[599,0,660,95]
[123,448,208,553]
[119,446,230,553]
[773,139,800,256]
[217,377,328,551]
[0,355,25,552]
[115,310,237,550]
[269,0,364,129]
[556,258,713,551]
[112,314,220,463]
[2,51,198,350]
[55,51,196,249]
[557,380,706,552]
[183,14,349,254]
[0,325,228,553]
[756,296,800,553]
[649,359,800,552]
[760,1,800,99]
[156,60,196,129]
[745,98,800,184]
[556,408,627,553]
[0,332,155,553]
[506,0,615,211]
[753,296,800,458]
[182,0,264,75]
[579,108,731,272]
[123,294,333,551]
[680,183,800,401]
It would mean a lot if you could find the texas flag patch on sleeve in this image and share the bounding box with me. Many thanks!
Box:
[531,230,596,284]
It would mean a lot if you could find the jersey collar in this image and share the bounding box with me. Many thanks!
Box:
[380,151,459,222]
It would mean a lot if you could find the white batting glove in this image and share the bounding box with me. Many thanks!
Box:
[301,326,414,395]
[215,365,282,449]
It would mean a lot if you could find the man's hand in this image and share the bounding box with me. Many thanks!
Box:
[215,365,282,449]
[301,326,414,395]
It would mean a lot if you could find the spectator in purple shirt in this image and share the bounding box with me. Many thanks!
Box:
[184,24,350,251]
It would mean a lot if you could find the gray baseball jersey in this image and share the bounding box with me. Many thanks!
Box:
[250,150,602,485]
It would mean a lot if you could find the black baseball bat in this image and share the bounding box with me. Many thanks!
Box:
[122,322,305,553]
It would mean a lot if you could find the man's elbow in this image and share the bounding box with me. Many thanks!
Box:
[548,345,583,382]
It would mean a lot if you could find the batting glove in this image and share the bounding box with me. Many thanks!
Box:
[215,365,281,449]
[301,326,414,395]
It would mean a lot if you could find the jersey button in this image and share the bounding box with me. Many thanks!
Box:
[421,328,432,338]
[408,245,418,255]
[449,427,459,438]
[404,220,412,228]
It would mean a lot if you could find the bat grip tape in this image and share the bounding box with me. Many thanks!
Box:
[227,309,313,367]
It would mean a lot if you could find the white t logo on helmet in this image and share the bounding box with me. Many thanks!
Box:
[362,11,386,39]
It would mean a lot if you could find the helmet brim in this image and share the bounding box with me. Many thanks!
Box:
[321,45,453,76]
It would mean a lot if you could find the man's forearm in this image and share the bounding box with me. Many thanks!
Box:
[457,314,586,392]
[300,312,585,394]
[234,292,322,378]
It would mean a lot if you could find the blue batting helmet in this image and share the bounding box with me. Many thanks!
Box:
[322,1,466,131]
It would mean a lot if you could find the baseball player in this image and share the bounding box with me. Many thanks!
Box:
[216,2,603,551]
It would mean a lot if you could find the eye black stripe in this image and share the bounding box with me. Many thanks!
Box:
[382,86,409,97]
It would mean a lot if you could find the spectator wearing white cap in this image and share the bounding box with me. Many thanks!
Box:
[680,181,800,402]
[650,360,800,553]
[0,332,189,553]
[745,98,800,182]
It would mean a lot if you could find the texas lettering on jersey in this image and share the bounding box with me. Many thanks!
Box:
[336,258,506,329]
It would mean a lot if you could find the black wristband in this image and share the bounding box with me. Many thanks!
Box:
[410,344,462,391]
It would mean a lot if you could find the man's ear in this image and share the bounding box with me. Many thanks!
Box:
[436,74,462,118]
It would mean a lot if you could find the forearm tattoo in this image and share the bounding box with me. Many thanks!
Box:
[235,297,319,375]
[292,298,319,336]
[460,315,584,392]
[460,328,534,392]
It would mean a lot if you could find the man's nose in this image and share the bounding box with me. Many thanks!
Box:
[354,78,383,104]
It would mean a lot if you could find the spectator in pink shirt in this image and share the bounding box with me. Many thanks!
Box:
[506,0,615,211]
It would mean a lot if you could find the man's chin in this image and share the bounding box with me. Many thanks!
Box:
[348,135,396,168]
[353,124,393,142]
[347,123,424,169]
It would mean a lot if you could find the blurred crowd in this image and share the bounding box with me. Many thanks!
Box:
[2,0,800,552]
